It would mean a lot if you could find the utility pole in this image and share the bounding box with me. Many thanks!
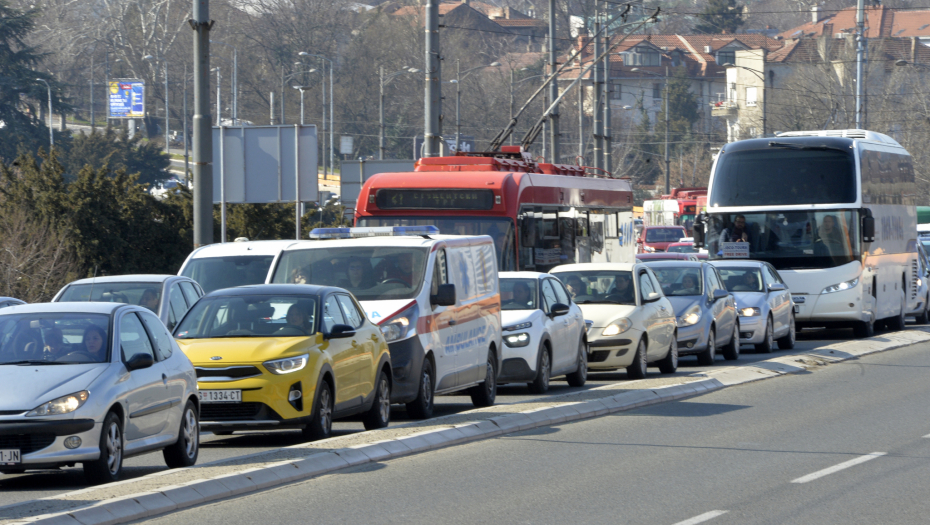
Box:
[855,0,865,129]
[424,0,441,157]
[664,65,670,194]
[269,91,275,125]
[191,0,214,248]
[90,55,95,131]
[592,0,603,170]
[578,79,584,159]
[548,0,559,163]
[603,30,612,174]
[380,65,386,160]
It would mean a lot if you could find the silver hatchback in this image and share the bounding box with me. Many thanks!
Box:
[0,303,199,484]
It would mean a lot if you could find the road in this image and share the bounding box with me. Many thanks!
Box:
[0,326,909,507]
[138,335,930,525]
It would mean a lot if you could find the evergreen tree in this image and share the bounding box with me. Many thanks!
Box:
[656,67,701,148]
[63,127,170,186]
[694,0,745,35]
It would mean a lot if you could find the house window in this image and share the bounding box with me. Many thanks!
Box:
[653,83,661,99]
[611,82,621,100]
[716,50,735,65]
[746,87,758,107]
[624,47,661,67]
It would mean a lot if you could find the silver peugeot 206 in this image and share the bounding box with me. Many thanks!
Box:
[0,303,200,484]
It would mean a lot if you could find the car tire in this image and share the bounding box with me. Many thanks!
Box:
[84,411,123,485]
[916,297,930,325]
[723,322,740,361]
[626,338,648,379]
[565,339,588,387]
[163,400,199,468]
[697,328,716,366]
[469,350,498,407]
[527,345,551,394]
[657,334,678,374]
[405,359,435,419]
[302,380,333,441]
[363,371,392,431]
[777,314,797,350]
[853,318,875,338]
[755,317,775,353]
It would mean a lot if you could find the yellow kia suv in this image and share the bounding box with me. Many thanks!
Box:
[173,284,392,440]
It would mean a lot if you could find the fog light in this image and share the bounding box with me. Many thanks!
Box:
[686,342,694,348]
[288,390,302,401]
[288,382,303,412]
[64,436,81,449]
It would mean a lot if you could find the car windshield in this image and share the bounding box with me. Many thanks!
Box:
[175,295,318,339]
[59,283,162,313]
[651,267,704,296]
[716,268,764,293]
[271,247,429,302]
[0,313,110,364]
[645,228,685,243]
[667,244,696,253]
[500,278,538,311]
[181,255,275,294]
[551,271,635,305]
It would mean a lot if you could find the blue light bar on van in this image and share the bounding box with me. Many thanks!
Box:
[309,226,439,239]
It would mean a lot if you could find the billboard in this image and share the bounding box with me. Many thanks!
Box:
[413,135,476,160]
[108,79,144,118]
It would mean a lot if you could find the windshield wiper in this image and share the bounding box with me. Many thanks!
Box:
[768,141,850,152]
[3,360,68,366]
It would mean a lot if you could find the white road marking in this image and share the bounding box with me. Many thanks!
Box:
[791,452,886,484]
[924,434,930,438]
[672,510,729,525]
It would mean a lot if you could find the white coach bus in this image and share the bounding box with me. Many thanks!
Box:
[694,129,918,338]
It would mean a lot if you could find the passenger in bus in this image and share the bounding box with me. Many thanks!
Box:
[337,258,375,291]
[140,289,160,312]
[814,214,845,256]
[289,265,312,285]
[719,214,752,244]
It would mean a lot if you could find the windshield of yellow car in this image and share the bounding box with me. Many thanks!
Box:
[175,295,318,339]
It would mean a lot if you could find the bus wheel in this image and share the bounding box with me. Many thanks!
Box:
[916,297,930,325]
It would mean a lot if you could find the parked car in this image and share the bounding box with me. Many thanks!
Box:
[637,225,687,253]
[550,263,678,378]
[53,275,204,331]
[498,272,588,393]
[0,297,25,309]
[268,226,503,419]
[643,260,740,364]
[173,284,392,440]
[709,260,796,352]
[0,303,200,483]
[179,239,301,294]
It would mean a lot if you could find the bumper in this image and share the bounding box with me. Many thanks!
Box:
[792,287,867,324]
[737,315,765,343]
[675,322,709,354]
[0,419,100,468]
[387,336,426,404]
[585,329,641,369]
[196,367,316,430]
[499,331,541,383]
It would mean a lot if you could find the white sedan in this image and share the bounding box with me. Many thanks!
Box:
[498,272,588,393]
[550,263,678,379]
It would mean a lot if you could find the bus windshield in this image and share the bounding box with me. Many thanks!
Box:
[706,210,861,270]
[710,148,856,207]
[181,256,276,294]
[356,217,514,270]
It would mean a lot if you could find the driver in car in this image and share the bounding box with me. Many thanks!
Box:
[676,274,700,295]
[278,304,313,335]
[609,274,635,303]
[43,327,66,359]
[506,282,533,308]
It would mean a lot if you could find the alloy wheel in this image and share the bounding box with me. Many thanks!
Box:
[106,421,122,475]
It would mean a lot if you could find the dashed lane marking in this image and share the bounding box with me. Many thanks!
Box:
[672,510,729,525]
[791,452,887,484]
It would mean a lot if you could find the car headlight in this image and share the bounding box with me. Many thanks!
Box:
[503,332,531,347]
[643,246,656,253]
[602,318,632,336]
[263,354,309,375]
[678,305,702,327]
[821,277,859,294]
[739,307,761,317]
[379,302,418,342]
[26,391,89,417]
[503,322,533,332]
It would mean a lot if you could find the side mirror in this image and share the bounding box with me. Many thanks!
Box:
[550,303,570,317]
[693,215,706,248]
[125,352,155,371]
[644,291,662,302]
[768,283,787,292]
[712,288,729,301]
[430,283,456,307]
[862,213,875,243]
[325,324,356,339]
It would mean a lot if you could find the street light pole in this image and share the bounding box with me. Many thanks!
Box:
[299,53,335,177]
[213,67,221,126]
[36,78,53,150]
[191,0,213,247]
[455,60,461,152]
[211,41,238,124]
[378,66,418,160]
[664,65,669,194]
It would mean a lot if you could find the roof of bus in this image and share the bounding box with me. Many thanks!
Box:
[363,170,632,192]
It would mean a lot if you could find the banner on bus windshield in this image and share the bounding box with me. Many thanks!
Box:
[721,242,750,258]
[376,189,494,210]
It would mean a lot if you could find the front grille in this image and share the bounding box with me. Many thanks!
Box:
[0,434,56,454]
[589,350,610,363]
[200,402,264,420]
[196,366,262,380]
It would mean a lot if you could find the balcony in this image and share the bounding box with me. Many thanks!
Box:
[711,100,738,117]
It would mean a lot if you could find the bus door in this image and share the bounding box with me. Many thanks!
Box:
[518,207,562,273]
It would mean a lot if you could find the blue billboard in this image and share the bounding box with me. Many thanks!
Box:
[108,79,144,118]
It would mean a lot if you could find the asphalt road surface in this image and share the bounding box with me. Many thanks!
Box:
[0,325,911,507]
[139,335,930,525]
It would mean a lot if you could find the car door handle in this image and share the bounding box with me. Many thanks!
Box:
[448,319,457,326]
[162,374,168,384]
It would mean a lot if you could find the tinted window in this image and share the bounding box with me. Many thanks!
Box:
[176,295,317,339]
[120,313,155,362]
[638,272,656,299]
[551,270,634,305]
[540,280,559,312]
[167,283,188,330]
[179,281,201,306]
[322,296,347,332]
[501,278,538,311]
[336,295,365,328]
[711,148,856,206]
[181,255,276,294]
[138,310,173,360]
[551,279,571,305]
[59,282,162,311]
[645,228,685,243]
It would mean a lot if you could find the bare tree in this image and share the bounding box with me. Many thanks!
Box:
[0,209,79,303]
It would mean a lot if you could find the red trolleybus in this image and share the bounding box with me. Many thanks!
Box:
[354,147,636,272]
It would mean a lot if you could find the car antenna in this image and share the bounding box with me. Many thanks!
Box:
[89,265,97,302]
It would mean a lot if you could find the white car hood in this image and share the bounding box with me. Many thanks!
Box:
[501,309,537,330]
[575,303,638,329]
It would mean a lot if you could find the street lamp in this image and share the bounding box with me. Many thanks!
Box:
[510,70,545,146]
[36,78,53,150]
[291,72,318,125]
[451,61,501,152]
[632,67,670,194]
[211,67,222,126]
[722,62,767,138]
[379,66,419,160]
[144,55,170,152]
[211,40,238,124]
[281,67,318,125]
[298,52,334,179]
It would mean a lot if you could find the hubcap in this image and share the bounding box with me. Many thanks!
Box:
[319,388,332,431]
[541,352,550,387]
[790,318,796,343]
[708,333,715,358]
[183,408,198,458]
[639,342,647,372]
[422,369,432,407]
[579,345,587,380]
[670,339,678,367]
[486,360,495,393]
[378,378,390,422]
[106,422,122,475]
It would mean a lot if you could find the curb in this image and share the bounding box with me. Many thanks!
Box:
[12,328,930,525]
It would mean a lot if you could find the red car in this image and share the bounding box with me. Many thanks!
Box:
[637,226,687,253]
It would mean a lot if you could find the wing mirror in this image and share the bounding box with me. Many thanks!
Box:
[430,283,456,307]
[325,324,356,340]
[125,352,155,372]
[768,283,787,292]
[712,288,730,301]
[693,213,706,248]
[550,303,570,317]
[861,208,875,243]
[644,291,662,302]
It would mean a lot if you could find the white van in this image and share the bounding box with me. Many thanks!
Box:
[266,226,502,419]
[178,239,299,294]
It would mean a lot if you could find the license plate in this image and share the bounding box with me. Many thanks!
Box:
[0,449,21,465]
[199,390,241,403]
